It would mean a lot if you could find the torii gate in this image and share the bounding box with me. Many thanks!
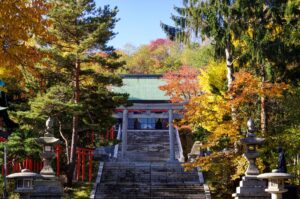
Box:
[113,103,184,162]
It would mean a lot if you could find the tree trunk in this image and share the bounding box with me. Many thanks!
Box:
[225,42,234,91]
[297,154,299,180]
[260,65,267,136]
[58,120,70,164]
[260,96,267,135]
[225,42,236,122]
[67,60,80,186]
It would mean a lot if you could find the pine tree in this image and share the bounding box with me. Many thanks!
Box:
[48,0,127,185]
[17,0,128,186]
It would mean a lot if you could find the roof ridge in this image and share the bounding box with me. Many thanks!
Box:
[121,74,163,78]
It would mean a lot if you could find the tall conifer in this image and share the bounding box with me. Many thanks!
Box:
[161,0,236,90]
[27,0,127,185]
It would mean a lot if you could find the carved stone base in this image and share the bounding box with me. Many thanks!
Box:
[232,175,270,199]
[21,178,63,199]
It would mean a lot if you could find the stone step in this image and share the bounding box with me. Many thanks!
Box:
[96,195,205,199]
[94,129,207,199]
[119,130,180,162]
[95,161,206,199]
[100,169,199,177]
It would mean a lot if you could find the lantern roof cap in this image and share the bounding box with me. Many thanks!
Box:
[240,135,265,145]
[36,136,60,145]
[7,169,40,179]
[257,171,293,180]
[0,106,7,111]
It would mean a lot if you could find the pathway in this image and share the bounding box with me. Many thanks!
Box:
[91,130,208,199]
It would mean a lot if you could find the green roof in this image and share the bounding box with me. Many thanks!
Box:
[112,75,170,101]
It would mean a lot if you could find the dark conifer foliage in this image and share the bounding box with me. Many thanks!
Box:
[17,0,128,186]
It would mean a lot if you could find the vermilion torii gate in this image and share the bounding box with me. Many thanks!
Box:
[113,103,184,162]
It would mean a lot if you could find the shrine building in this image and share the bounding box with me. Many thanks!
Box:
[111,74,184,161]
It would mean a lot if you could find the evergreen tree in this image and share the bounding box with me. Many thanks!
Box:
[161,0,237,90]
[162,0,299,196]
[17,0,128,186]
[163,0,299,134]
[232,0,300,135]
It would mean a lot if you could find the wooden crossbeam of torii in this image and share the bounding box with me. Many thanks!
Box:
[113,112,183,119]
[117,102,185,110]
[113,103,185,119]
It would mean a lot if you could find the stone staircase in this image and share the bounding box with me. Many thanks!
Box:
[93,130,208,199]
[95,162,205,199]
[123,131,179,162]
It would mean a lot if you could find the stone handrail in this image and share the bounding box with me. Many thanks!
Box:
[175,128,185,162]
[89,162,104,199]
[113,125,122,159]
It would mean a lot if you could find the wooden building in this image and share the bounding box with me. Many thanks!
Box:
[112,74,184,161]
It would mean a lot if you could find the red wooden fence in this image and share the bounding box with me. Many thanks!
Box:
[105,127,115,140]
[1,127,117,182]
[76,148,94,182]
[1,158,43,176]
[1,147,95,182]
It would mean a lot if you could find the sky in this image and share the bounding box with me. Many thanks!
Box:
[95,0,182,49]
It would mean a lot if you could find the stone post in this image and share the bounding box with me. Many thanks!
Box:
[121,109,128,158]
[168,109,175,161]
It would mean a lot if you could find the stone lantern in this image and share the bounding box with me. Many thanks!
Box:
[6,117,63,198]
[232,119,269,199]
[7,169,40,198]
[240,118,265,176]
[36,117,60,178]
[258,148,294,199]
[258,172,293,199]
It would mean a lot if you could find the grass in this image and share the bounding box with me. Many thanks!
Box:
[65,160,100,198]
[65,182,93,199]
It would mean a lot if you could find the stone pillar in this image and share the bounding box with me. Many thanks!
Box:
[121,109,128,158]
[169,109,175,161]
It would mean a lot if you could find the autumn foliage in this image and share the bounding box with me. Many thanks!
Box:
[149,38,172,51]
[0,0,52,73]
[228,71,289,129]
[161,59,289,197]
[160,65,200,103]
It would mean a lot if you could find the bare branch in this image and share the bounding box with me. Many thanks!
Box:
[58,119,70,164]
